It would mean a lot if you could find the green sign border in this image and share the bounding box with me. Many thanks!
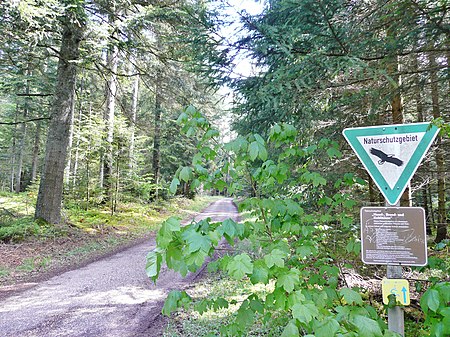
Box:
[343,123,439,205]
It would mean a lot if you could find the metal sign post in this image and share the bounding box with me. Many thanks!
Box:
[387,200,404,336]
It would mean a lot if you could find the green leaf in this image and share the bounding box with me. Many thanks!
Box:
[435,282,450,303]
[176,112,188,124]
[179,166,192,182]
[215,179,227,191]
[343,199,357,209]
[288,291,306,307]
[162,290,191,316]
[227,253,253,279]
[292,303,319,323]
[340,288,363,305]
[277,269,300,293]
[236,301,255,327]
[352,315,382,337]
[254,134,265,145]
[249,141,259,161]
[169,177,180,194]
[191,179,201,190]
[264,249,285,268]
[250,260,269,284]
[296,245,313,258]
[185,105,196,114]
[194,164,208,175]
[420,288,440,313]
[185,249,207,267]
[186,126,195,137]
[204,128,220,140]
[327,147,342,159]
[164,217,181,231]
[182,229,211,253]
[213,297,229,310]
[157,217,181,248]
[194,299,209,315]
[341,215,353,227]
[145,250,162,282]
[258,143,268,161]
[313,317,340,337]
[218,218,237,237]
[311,172,327,187]
[281,321,299,337]
[250,298,264,314]
[285,199,304,216]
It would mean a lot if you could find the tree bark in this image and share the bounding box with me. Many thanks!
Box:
[15,71,31,193]
[9,104,19,192]
[413,54,432,233]
[101,25,118,195]
[386,22,408,205]
[31,119,41,182]
[368,173,375,203]
[64,90,76,185]
[429,52,447,243]
[72,76,84,186]
[129,70,139,173]
[152,75,162,200]
[35,17,84,224]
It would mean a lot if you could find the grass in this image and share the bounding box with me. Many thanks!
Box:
[15,257,52,272]
[0,267,10,277]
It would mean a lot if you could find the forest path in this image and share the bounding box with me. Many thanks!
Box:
[0,198,239,337]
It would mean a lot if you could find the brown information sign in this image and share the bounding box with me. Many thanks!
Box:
[360,207,427,266]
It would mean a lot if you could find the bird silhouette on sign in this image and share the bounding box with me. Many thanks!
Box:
[370,148,404,167]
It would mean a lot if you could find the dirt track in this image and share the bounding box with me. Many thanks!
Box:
[0,198,239,337]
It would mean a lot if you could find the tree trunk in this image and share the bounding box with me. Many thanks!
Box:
[72,76,84,186]
[64,91,76,185]
[429,52,447,243]
[129,70,139,173]
[86,102,93,210]
[413,55,431,233]
[31,120,41,181]
[35,18,84,224]
[386,35,409,205]
[15,111,27,193]
[15,71,31,193]
[101,31,118,196]
[152,77,162,200]
[368,173,375,203]
[9,104,19,192]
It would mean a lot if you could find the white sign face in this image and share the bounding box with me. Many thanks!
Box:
[355,132,425,189]
[343,123,440,205]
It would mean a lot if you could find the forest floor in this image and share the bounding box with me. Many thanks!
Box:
[0,194,221,292]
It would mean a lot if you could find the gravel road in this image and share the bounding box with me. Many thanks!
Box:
[0,198,239,337]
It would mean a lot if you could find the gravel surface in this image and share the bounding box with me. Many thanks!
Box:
[0,198,239,337]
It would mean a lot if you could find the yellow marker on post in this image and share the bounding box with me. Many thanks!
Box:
[382,278,410,305]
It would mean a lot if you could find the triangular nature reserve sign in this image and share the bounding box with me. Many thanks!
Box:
[343,122,439,205]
